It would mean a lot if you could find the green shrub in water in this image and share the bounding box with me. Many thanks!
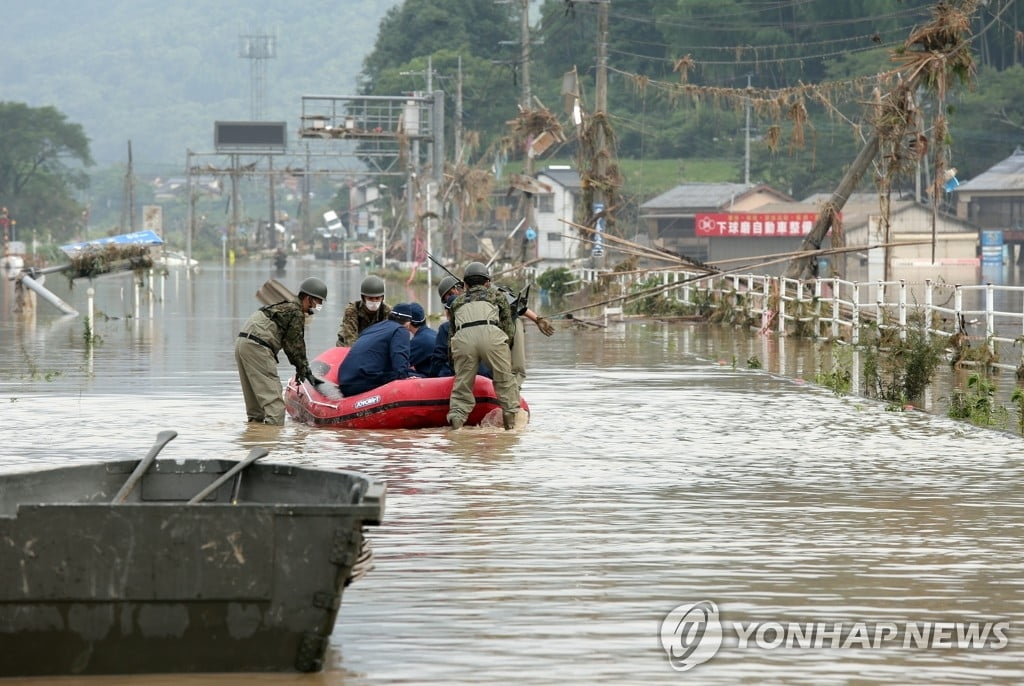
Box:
[537,267,574,299]
[948,373,1009,429]
[862,323,945,405]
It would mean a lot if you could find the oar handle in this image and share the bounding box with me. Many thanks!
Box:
[188,447,269,504]
[113,430,178,504]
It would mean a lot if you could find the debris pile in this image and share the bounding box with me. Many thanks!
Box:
[66,244,153,281]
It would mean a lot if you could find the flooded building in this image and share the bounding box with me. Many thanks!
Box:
[953,145,1024,266]
[803,193,979,284]
[638,182,796,267]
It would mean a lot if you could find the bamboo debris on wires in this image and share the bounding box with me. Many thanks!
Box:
[492,258,542,281]
[549,239,933,320]
[560,218,713,270]
[556,233,669,267]
[578,237,935,278]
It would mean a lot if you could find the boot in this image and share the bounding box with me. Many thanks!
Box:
[502,411,517,430]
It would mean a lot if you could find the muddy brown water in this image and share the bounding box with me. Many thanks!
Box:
[1,262,1022,684]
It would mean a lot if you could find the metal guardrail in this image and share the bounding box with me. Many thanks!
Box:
[559,268,1024,372]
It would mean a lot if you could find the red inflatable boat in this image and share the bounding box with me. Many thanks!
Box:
[284,347,530,429]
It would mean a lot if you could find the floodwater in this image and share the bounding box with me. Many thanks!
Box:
[1,260,1022,685]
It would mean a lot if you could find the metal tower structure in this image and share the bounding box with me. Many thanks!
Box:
[239,32,276,120]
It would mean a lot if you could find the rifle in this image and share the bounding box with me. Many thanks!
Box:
[427,252,529,316]
[426,252,462,286]
[496,283,530,317]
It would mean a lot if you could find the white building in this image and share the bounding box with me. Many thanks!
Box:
[532,166,582,266]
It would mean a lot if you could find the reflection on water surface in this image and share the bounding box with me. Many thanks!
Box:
[1,264,1021,684]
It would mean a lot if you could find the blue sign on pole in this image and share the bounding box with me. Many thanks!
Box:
[592,202,605,257]
[60,230,164,256]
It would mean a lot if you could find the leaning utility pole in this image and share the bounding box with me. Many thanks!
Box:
[783,0,977,280]
[783,133,881,280]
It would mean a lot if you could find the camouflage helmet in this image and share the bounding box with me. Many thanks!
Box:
[360,274,386,298]
[463,261,490,282]
[298,277,327,301]
[437,275,461,300]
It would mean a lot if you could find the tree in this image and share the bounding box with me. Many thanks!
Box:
[360,0,515,85]
[949,64,1024,177]
[784,0,978,279]
[0,102,93,243]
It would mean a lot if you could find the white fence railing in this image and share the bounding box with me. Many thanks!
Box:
[561,269,1024,372]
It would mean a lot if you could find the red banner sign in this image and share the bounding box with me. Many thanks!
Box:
[695,212,825,238]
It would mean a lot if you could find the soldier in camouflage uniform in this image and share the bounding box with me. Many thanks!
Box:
[495,284,555,392]
[336,274,391,346]
[446,262,520,430]
[236,277,327,425]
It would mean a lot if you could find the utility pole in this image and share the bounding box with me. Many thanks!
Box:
[121,141,136,232]
[268,154,276,249]
[744,74,751,185]
[593,0,609,266]
[185,149,193,266]
[400,57,434,264]
[303,144,312,239]
[455,56,464,167]
[454,55,464,259]
[520,0,535,263]
[230,154,240,257]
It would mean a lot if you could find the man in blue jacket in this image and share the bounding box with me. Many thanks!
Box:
[338,306,414,396]
[405,302,437,375]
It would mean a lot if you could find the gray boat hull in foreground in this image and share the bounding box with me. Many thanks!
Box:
[0,457,385,676]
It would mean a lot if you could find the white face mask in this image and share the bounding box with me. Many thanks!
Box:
[313,303,323,313]
[364,299,382,312]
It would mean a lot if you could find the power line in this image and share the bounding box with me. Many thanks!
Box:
[594,1,931,32]
[609,23,919,56]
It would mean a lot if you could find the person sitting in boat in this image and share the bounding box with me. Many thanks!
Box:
[235,276,327,424]
[404,302,437,375]
[336,274,391,347]
[337,306,415,397]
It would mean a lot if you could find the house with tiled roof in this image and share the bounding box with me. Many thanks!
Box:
[638,182,797,267]
[638,182,979,279]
